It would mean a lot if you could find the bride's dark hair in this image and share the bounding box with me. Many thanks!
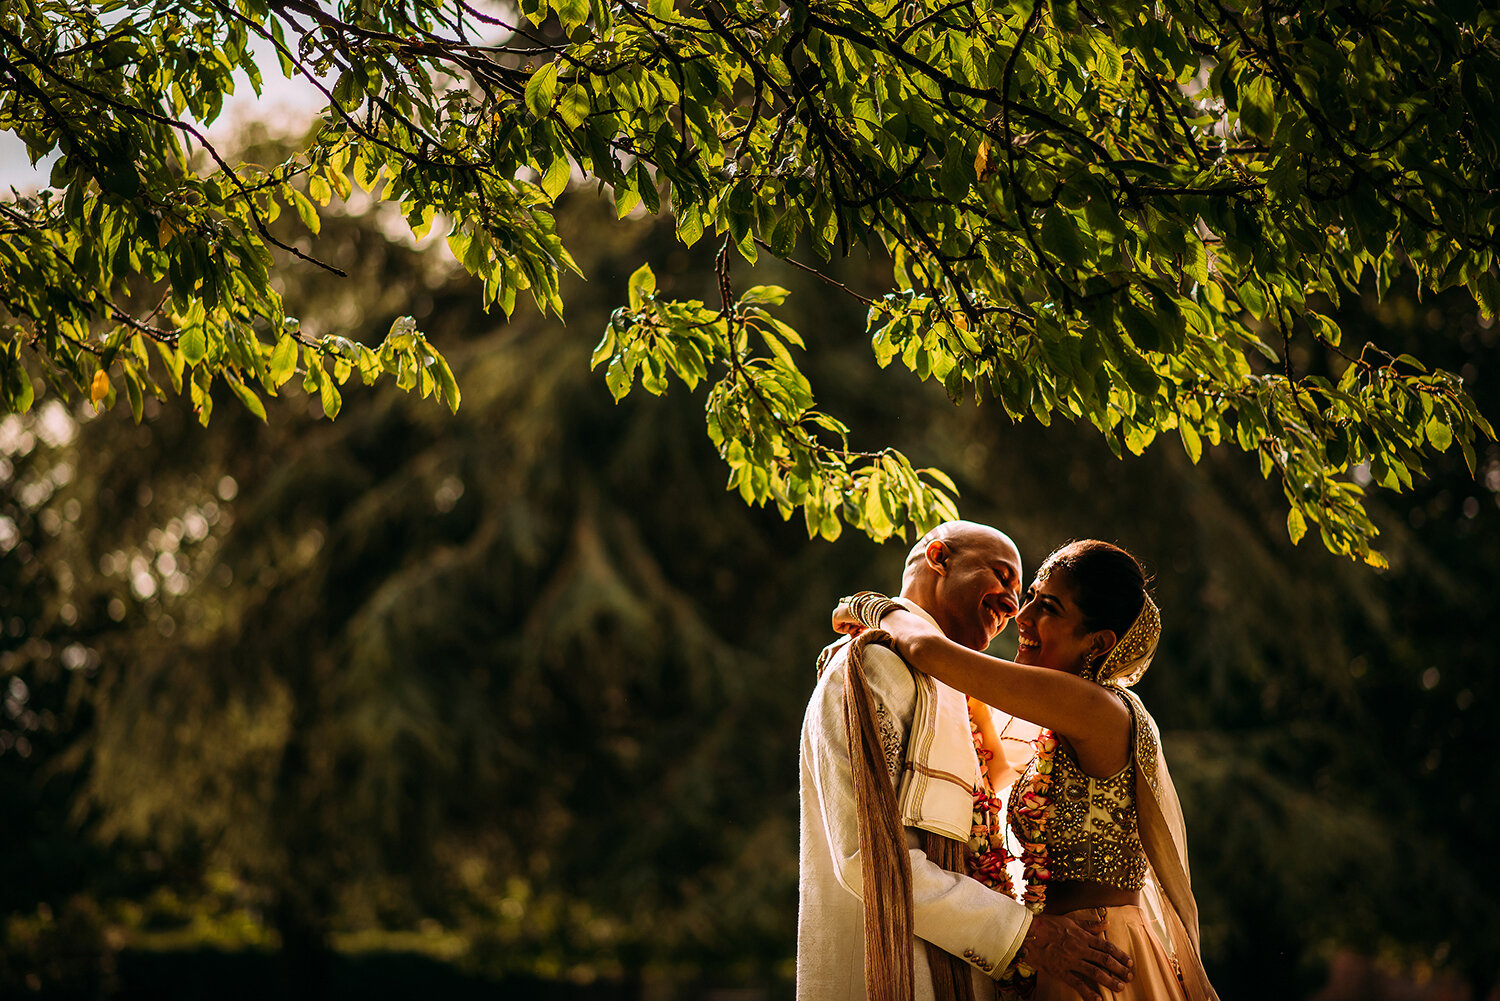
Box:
[1039,539,1148,638]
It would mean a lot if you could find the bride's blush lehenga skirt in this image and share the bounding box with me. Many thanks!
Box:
[1032,905,1190,1001]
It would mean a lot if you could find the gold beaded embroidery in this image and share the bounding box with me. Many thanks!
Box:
[1118,688,1159,794]
[1007,695,1149,891]
[874,701,903,784]
[1095,596,1160,689]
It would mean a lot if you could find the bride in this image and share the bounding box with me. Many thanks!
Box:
[835,540,1218,1001]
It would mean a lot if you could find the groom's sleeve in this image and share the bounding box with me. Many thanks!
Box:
[805,642,1032,979]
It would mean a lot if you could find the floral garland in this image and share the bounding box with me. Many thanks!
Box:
[965,718,1057,911]
[971,719,1058,998]
[1011,730,1058,912]
[966,712,1014,898]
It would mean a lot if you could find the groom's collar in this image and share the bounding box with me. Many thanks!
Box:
[892,596,942,631]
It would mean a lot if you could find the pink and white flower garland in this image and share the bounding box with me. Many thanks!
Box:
[966,714,1015,898]
[1012,730,1057,912]
[967,720,1057,912]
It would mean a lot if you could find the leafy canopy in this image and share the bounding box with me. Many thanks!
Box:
[1,0,1497,563]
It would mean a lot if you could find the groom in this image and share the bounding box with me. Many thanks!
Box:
[797,520,1133,1000]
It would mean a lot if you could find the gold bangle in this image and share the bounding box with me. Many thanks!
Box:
[841,591,899,631]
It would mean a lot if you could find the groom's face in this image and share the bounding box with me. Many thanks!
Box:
[928,532,1023,651]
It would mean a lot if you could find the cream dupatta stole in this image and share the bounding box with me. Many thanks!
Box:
[1097,599,1220,1001]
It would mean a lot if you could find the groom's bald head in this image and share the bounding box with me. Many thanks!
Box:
[902,520,1017,576]
[899,520,1022,650]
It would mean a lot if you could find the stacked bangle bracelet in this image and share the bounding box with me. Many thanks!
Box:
[838,591,900,631]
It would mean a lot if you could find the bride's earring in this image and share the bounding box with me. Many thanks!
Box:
[1079,644,1107,681]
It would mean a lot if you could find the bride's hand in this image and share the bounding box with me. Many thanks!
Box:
[831,598,863,635]
[832,591,905,635]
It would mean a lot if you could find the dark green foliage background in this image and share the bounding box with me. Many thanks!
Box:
[2,192,1496,998]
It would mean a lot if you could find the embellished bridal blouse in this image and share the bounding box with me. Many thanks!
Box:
[1007,694,1149,892]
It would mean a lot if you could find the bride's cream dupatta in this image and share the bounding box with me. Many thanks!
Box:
[1095,598,1220,1001]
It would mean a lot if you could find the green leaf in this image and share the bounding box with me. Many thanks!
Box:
[320,374,342,419]
[604,355,632,401]
[525,63,560,119]
[556,0,590,31]
[270,334,298,387]
[591,328,616,370]
[740,285,789,306]
[155,340,184,395]
[1124,422,1156,456]
[190,366,213,425]
[541,154,571,200]
[229,377,268,421]
[431,352,462,413]
[1286,505,1307,545]
[1326,429,1349,468]
[1093,36,1124,83]
[862,473,894,540]
[1426,416,1453,452]
[921,466,959,494]
[676,209,705,248]
[1040,206,1085,267]
[1239,73,1276,141]
[628,264,656,311]
[1183,239,1210,288]
[1120,351,1161,398]
[356,345,381,385]
[180,327,207,366]
[1121,302,1162,352]
[291,187,321,235]
[1237,280,1268,319]
[769,209,801,256]
[557,85,591,130]
[1473,270,1500,320]
[1179,421,1203,464]
[4,345,35,413]
[123,363,144,423]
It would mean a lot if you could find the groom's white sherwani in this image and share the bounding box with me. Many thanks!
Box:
[796,600,1032,1000]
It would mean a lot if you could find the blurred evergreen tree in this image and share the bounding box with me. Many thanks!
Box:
[2,186,902,994]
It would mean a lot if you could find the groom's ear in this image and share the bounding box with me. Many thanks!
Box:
[925,540,951,575]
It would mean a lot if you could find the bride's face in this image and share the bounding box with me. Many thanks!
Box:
[1013,572,1107,674]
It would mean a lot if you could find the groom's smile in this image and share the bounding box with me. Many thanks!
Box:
[981,593,1013,640]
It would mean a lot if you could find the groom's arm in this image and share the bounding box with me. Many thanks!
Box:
[805,642,1032,978]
